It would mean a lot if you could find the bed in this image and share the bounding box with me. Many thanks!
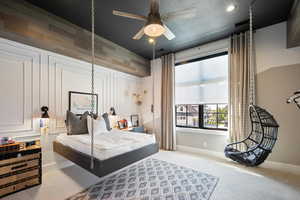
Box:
[53,130,159,177]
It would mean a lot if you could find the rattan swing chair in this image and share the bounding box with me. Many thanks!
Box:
[224,105,279,166]
[224,2,279,167]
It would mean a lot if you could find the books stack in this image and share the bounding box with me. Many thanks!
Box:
[0,137,15,145]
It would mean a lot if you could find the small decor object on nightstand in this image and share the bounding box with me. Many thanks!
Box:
[0,137,41,198]
[118,119,128,129]
[109,107,116,115]
[40,106,50,134]
[131,114,139,127]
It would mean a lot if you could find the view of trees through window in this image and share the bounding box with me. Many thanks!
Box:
[176,104,228,130]
[175,52,228,131]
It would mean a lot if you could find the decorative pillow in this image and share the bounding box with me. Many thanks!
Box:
[65,111,89,135]
[102,113,112,131]
[87,115,108,135]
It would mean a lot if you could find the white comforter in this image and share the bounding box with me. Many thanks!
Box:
[55,130,156,161]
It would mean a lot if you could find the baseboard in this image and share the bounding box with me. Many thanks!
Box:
[262,161,300,174]
[176,145,225,159]
[176,145,300,174]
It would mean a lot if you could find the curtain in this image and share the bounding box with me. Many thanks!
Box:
[161,53,176,150]
[229,32,256,146]
[151,58,162,146]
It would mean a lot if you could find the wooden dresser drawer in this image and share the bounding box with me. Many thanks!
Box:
[0,177,40,197]
[0,168,39,186]
[0,142,41,198]
[0,159,39,176]
[0,153,40,166]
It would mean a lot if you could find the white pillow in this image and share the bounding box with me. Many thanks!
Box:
[87,116,108,135]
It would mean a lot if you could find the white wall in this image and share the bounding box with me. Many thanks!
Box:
[0,37,142,137]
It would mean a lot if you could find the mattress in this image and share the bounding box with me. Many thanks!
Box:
[55,130,156,161]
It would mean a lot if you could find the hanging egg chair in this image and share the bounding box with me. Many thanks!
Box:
[224,105,279,166]
[224,2,279,167]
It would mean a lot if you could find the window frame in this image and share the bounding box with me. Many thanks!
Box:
[175,104,228,131]
[175,51,229,131]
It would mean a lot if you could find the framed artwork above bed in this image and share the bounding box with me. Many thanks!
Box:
[68,91,98,115]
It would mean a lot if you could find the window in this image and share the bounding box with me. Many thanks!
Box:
[175,53,228,131]
[175,104,228,130]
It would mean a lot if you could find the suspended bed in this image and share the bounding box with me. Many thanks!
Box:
[53,131,159,177]
[52,0,159,178]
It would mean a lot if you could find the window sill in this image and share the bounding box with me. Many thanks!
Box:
[176,127,228,136]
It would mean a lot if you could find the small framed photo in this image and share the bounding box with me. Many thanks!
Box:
[118,119,128,129]
[131,114,139,127]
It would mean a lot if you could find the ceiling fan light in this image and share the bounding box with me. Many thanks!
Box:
[226,4,236,12]
[144,23,165,37]
[148,37,155,44]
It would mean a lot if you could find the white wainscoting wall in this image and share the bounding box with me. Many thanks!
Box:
[0,37,143,136]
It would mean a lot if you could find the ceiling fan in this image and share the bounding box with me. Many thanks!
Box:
[112,0,197,40]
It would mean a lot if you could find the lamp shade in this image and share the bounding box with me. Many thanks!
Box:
[144,13,165,37]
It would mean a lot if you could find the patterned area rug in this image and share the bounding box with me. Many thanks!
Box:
[66,158,219,200]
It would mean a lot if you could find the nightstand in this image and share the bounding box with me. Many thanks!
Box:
[0,138,42,198]
[130,126,146,133]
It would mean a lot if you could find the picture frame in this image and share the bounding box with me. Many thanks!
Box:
[118,119,128,129]
[68,91,98,115]
[130,114,139,127]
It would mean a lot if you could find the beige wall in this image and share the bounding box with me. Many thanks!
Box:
[255,22,300,165]
[257,64,300,165]
[175,22,300,166]
[176,130,227,152]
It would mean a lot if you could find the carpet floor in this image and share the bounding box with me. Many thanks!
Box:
[2,150,300,200]
[66,158,219,200]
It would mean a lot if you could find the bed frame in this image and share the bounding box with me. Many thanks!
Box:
[53,141,159,177]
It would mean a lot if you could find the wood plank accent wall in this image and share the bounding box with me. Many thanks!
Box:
[287,0,300,48]
[0,0,150,77]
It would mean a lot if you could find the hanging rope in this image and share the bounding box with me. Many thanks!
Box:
[151,39,156,135]
[249,4,256,105]
[90,0,95,170]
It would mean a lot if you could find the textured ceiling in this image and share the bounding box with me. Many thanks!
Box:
[25,0,295,59]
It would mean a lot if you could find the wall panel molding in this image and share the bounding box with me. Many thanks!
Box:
[0,40,41,134]
[0,37,142,136]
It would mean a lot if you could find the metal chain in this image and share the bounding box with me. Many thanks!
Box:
[249,4,255,105]
[90,0,95,170]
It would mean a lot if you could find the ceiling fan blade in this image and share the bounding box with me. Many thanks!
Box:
[133,27,145,40]
[163,24,175,40]
[162,8,197,22]
[113,10,147,21]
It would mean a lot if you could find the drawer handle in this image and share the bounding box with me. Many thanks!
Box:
[11,163,28,170]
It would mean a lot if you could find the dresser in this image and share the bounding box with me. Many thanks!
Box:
[0,138,41,198]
